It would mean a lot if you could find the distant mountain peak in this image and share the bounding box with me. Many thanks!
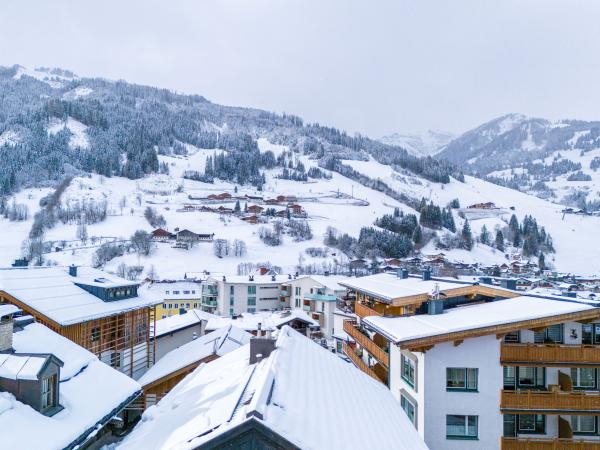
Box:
[379,129,454,156]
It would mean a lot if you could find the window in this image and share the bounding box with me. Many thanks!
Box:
[446,368,478,391]
[503,414,516,437]
[183,290,190,294]
[162,315,166,319]
[165,290,170,294]
[572,415,597,434]
[229,308,234,316]
[248,297,256,306]
[400,394,416,424]
[504,331,520,343]
[230,286,235,295]
[401,354,415,388]
[41,374,57,411]
[582,324,600,345]
[162,303,166,308]
[503,366,516,389]
[191,290,196,294]
[186,303,190,308]
[168,303,173,309]
[518,367,545,387]
[295,287,301,296]
[517,415,545,434]
[90,327,100,343]
[534,324,563,344]
[295,298,300,308]
[446,415,478,440]
[173,290,180,294]
[572,368,597,389]
[111,352,121,368]
[248,286,256,295]
[230,297,234,306]
[248,307,256,313]
[336,340,343,353]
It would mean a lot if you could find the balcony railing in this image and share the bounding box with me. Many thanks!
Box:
[343,341,385,384]
[501,343,600,366]
[502,437,600,449]
[343,320,389,368]
[354,302,383,319]
[501,389,600,413]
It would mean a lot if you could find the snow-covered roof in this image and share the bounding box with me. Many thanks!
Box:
[364,296,598,345]
[154,310,216,337]
[296,274,348,292]
[205,309,318,332]
[139,325,252,387]
[0,354,55,381]
[0,267,162,326]
[213,274,290,285]
[1,322,140,450]
[119,326,428,450]
[147,281,203,300]
[0,304,18,319]
[339,273,481,302]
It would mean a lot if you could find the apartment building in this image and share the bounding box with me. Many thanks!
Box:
[340,270,600,449]
[148,281,203,319]
[203,274,290,316]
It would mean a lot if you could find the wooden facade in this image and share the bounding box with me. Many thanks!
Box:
[501,343,600,367]
[501,389,600,414]
[0,291,157,378]
[343,320,389,368]
[342,341,385,384]
[502,437,600,449]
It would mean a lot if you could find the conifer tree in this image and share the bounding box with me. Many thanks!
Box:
[461,219,473,250]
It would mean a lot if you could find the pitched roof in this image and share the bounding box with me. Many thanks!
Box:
[364,296,599,345]
[205,309,318,332]
[0,266,161,326]
[1,323,140,450]
[119,326,428,450]
[139,325,252,388]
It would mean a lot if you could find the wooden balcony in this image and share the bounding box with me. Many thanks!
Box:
[501,343,600,367]
[502,437,600,449]
[343,341,386,384]
[501,389,600,413]
[355,302,383,319]
[343,320,389,367]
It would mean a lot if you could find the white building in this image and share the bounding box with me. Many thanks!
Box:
[360,295,600,450]
[283,274,348,338]
[204,274,291,316]
[118,326,429,450]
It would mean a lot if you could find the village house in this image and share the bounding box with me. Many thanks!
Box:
[137,325,250,410]
[175,229,215,244]
[151,228,175,242]
[247,204,264,214]
[0,306,141,449]
[241,214,259,224]
[467,201,496,209]
[147,280,204,319]
[118,326,428,450]
[0,266,162,379]
[207,192,232,200]
[152,309,212,360]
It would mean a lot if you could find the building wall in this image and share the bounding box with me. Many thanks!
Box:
[216,281,283,316]
[154,322,205,361]
[422,335,503,450]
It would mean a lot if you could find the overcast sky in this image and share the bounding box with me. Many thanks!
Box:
[1,0,599,137]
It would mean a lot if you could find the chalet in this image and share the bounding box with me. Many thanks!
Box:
[241,214,259,224]
[247,204,264,214]
[207,192,232,200]
[265,198,280,205]
[176,229,215,243]
[275,209,288,218]
[119,326,428,450]
[137,325,251,409]
[0,310,141,450]
[151,228,175,241]
[467,201,496,209]
[285,194,298,202]
[244,194,263,201]
[288,203,304,216]
[217,205,234,214]
[0,266,162,379]
[276,194,287,202]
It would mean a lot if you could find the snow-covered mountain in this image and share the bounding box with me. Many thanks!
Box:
[379,130,454,156]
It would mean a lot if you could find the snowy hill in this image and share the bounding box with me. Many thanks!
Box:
[379,130,454,156]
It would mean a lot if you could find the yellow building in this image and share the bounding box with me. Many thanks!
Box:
[149,281,203,320]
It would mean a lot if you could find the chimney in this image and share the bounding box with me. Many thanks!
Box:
[479,276,493,285]
[500,278,517,290]
[427,283,444,315]
[397,268,409,279]
[0,315,14,353]
[68,264,78,277]
[324,271,330,277]
[249,333,276,364]
[422,267,431,281]
[271,275,276,281]
[222,275,226,282]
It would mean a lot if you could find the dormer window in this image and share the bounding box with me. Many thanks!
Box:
[41,373,58,412]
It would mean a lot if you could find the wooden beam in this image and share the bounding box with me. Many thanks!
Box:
[400,309,600,350]
[453,340,463,347]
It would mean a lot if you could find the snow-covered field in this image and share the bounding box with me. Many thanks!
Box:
[2,139,598,278]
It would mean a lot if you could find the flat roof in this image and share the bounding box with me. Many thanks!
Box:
[339,273,482,302]
[364,296,598,345]
[0,267,162,326]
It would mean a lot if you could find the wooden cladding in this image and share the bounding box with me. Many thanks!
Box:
[501,389,600,413]
[501,343,600,367]
[502,437,600,449]
[354,302,383,319]
[343,320,389,368]
[342,341,385,384]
